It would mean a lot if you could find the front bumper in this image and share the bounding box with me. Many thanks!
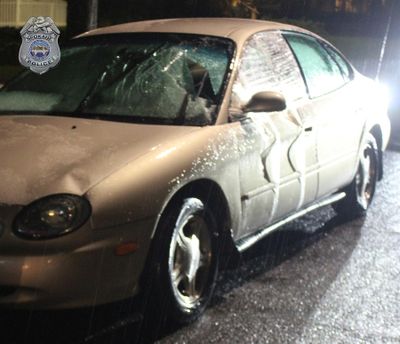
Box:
[0,206,154,309]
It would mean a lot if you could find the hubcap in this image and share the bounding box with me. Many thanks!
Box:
[356,143,376,210]
[169,213,212,308]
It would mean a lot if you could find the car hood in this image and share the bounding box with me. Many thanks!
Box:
[0,115,200,205]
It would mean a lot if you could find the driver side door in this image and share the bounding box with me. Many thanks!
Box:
[230,31,319,239]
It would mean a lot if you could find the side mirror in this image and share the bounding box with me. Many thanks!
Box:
[243,91,287,113]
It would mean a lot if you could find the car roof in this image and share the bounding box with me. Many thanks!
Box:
[78,18,310,45]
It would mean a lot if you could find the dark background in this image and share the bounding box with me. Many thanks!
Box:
[2,0,399,95]
[62,0,400,134]
[1,1,399,138]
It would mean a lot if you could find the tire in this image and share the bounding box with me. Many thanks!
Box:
[334,133,379,218]
[147,197,219,326]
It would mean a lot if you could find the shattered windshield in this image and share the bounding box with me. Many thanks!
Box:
[0,33,234,125]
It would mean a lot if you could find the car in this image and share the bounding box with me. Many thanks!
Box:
[0,18,390,324]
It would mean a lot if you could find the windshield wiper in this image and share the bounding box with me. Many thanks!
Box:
[68,112,178,125]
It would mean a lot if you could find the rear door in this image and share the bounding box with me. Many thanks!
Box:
[284,33,364,198]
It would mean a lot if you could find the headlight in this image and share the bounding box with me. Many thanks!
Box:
[13,194,91,239]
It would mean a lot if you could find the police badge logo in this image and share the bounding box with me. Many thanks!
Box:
[19,16,61,74]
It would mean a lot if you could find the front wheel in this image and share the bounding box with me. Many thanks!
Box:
[334,133,379,217]
[149,197,219,325]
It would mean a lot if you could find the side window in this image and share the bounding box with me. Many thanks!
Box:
[324,43,353,82]
[285,33,346,98]
[231,31,307,110]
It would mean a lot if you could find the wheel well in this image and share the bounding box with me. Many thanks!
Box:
[163,179,238,267]
[370,125,383,180]
[168,179,231,232]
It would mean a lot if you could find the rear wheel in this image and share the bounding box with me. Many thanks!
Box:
[334,133,379,217]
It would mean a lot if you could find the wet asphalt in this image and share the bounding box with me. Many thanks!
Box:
[1,149,400,344]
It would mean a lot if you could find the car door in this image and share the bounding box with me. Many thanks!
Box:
[230,31,319,238]
[284,33,364,198]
